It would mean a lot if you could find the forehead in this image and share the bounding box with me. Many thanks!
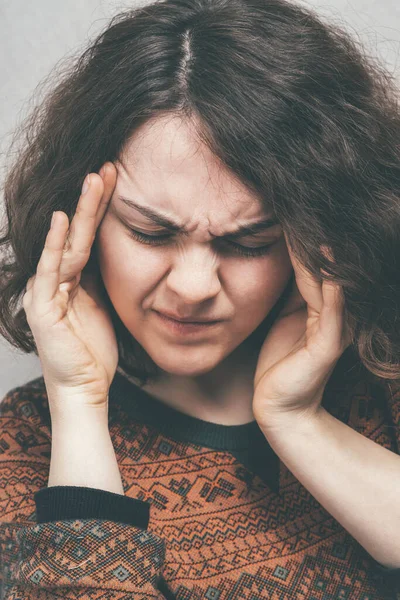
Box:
[115,116,272,234]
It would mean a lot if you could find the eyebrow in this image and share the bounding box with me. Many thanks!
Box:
[117,195,280,239]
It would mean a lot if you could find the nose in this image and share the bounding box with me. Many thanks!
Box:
[166,248,222,304]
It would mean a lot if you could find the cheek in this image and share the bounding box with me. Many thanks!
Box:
[228,244,293,316]
[95,224,167,294]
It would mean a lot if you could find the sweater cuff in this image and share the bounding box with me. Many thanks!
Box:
[34,486,150,529]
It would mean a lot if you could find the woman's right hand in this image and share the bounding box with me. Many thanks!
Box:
[23,163,119,414]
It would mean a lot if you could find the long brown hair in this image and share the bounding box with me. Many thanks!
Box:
[1,0,399,386]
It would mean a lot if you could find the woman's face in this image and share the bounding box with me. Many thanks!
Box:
[95,116,293,377]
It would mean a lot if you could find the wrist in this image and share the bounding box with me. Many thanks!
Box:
[257,405,328,440]
[48,408,123,493]
[49,395,109,426]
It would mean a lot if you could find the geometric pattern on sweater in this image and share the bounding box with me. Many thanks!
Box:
[0,518,397,599]
[1,518,165,599]
[1,348,399,599]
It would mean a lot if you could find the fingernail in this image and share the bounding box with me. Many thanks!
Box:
[99,165,107,179]
[82,174,90,195]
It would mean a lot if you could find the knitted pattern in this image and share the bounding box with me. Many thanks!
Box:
[0,349,399,599]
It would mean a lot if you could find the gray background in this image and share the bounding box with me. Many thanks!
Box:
[1,0,399,398]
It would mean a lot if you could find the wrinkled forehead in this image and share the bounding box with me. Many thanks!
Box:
[115,116,272,234]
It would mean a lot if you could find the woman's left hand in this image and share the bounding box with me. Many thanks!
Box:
[252,236,353,432]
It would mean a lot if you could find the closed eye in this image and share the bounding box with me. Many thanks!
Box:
[125,227,277,258]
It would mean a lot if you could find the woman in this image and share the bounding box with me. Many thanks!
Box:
[0,0,399,597]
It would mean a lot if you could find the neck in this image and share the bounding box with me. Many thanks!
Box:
[136,341,259,425]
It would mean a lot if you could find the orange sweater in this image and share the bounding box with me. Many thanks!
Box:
[0,350,399,599]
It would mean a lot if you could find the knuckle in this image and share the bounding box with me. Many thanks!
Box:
[63,236,72,253]
[77,245,91,258]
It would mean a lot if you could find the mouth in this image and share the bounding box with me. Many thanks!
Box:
[155,309,222,323]
[154,311,222,334]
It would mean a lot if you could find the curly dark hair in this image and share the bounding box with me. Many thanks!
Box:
[1,0,399,387]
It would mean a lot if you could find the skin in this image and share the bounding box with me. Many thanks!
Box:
[31,118,400,570]
[94,115,293,425]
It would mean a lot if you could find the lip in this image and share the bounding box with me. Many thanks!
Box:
[156,310,221,323]
[154,311,222,334]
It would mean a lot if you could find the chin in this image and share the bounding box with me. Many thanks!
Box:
[147,347,225,377]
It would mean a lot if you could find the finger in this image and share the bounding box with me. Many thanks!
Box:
[321,275,344,311]
[23,275,36,306]
[59,173,104,282]
[26,275,35,291]
[317,278,348,353]
[322,280,353,349]
[26,170,111,307]
[32,211,70,307]
[95,162,118,229]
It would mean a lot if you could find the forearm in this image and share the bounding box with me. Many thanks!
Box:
[48,402,124,495]
[261,407,400,569]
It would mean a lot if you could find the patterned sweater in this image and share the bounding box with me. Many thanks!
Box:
[0,349,399,600]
